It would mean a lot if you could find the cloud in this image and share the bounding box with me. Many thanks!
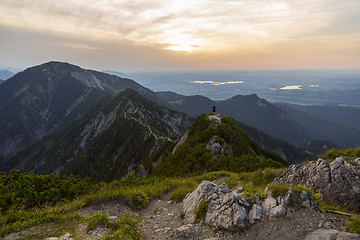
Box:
[191,80,244,86]
[0,0,359,70]
[1,0,359,53]
[309,85,319,87]
[280,85,303,90]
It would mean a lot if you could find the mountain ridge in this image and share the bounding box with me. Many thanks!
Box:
[0,61,162,159]
[4,89,191,181]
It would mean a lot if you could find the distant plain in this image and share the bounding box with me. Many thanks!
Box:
[129,70,360,107]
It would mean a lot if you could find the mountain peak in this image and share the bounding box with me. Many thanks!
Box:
[153,113,286,176]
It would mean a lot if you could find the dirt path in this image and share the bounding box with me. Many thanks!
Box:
[4,194,350,240]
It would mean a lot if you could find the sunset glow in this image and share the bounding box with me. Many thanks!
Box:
[0,0,359,71]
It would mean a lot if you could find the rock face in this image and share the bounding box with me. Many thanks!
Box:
[205,192,249,230]
[182,180,317,231]
[274,158,360,211]
[305,229,360,240]
[182,181,224,224]
[182,180,250,230]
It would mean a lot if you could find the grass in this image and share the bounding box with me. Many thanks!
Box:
[86,213,141,240]
[2,168,359,238]
[347,214,360,234]
[320,147,360,159]
[194,199,209,223]
[0,171,231,237]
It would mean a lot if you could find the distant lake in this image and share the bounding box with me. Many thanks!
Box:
[129,70,360,107]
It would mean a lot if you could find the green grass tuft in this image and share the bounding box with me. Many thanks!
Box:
[194,199,209,223]
[347,214,360,234]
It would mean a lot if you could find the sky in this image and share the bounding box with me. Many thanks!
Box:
[1,0,360,72]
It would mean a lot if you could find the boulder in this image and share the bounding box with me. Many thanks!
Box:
[182,181,250,230]
[274,158,360,210]
[249,203,262,224]
[205,192,249,230]
[175,224,201,238]
[182,181,221,223]
[305,229,360,240]
[43,233,74,240]
[353,158,360,166]
[88,227,110,239]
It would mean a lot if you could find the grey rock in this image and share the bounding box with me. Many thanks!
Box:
[270,204,287,219]
[219,182,230,194]
[108,216,118,222]
[233,186,243,195]
[305,229,360,240]
[274,158,360,210]
[211,143,222,155]
[172,132,188,154]
[182,180,221,223]
[43,233,74,240]
[205,192,249,230]
[183,180,250,231]
[89,227,110,239]
[262,196,277,217]
[175,224,200,238]
[353,158,360,166]
[249,204,263,224]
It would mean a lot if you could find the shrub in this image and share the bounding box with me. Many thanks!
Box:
[194,199,208,223]
[0,169,97,213]
[127,189,149,210]
[87,213,110,232]
[170,186,195,203]
[104,215,141,240]
[269,184,289,198]
[347,214,360,234]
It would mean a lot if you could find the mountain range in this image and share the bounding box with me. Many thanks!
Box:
[1,61,359,179]
[156,91,360,147]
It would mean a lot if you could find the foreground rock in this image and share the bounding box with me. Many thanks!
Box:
[43,233,74,240]
[274,158,360,210]
[182,180,317,231]
[306,229,360,240]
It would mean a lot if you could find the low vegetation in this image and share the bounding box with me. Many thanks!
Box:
[87,213,141,240]
[320,147,360,159]
[2,146,360,238]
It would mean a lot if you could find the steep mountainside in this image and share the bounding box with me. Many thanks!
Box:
[0,61,159,159]
[153,113,287,176]
[237,122,315,162]
[278,103,360,147]
[217,95,310,144]
[4,89,191,181]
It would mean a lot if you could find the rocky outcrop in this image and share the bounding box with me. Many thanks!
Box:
[305,229,360,240]
[43,233,74,240]
[182,181,224,223]
[182,181,250,230]
[182,180,317,231]
[274,158,360,210]
[205,192,249,230]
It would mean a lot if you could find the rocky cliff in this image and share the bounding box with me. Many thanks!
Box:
[274,157,360,211]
